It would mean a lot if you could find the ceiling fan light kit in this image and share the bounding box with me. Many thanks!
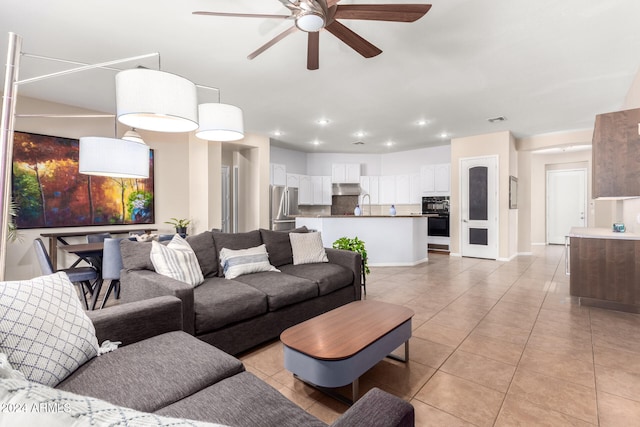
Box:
[193,1,432,70]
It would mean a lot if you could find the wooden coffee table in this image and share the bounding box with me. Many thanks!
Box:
[280,300,414,404]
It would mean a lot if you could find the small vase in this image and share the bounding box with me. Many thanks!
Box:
[354,205,361,216]
[176,227,187,238]
[389,205,396,216]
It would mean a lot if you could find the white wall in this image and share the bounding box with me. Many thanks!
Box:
[270,145,308,175]
[381,145,450,175]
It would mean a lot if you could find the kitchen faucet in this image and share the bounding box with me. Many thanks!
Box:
[361,193,372,216]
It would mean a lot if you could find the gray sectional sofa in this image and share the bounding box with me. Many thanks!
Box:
[53,296,414,427]
[119,228,362,355]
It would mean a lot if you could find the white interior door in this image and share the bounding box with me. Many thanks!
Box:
[460,156,498,259]
[546,169,587,244]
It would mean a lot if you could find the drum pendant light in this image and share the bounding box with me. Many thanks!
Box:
[196,103,244,142]
[79,136,150,179]
[116,69,199,133]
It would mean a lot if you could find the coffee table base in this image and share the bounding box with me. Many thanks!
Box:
[284,320,411,404]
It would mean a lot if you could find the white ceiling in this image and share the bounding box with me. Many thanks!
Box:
[1,0,639,153]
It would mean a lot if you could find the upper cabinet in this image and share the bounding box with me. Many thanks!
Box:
[286,173,300,188]
[420,163,450,195]
[592,108,640,198]
[270,163,287,186]
[332,163,361,183]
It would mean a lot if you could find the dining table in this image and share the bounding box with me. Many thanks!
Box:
[40,228,156,270]
[59,242,106,310]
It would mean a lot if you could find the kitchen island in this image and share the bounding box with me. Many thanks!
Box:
[567,227,640,313]
[296,215,430,266]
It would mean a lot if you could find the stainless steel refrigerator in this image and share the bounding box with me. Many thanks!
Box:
[270,185,299,230]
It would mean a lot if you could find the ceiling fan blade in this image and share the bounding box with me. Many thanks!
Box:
[307,32,320,70]
[325,20,382,58]
[334,4,431,22]
[193,11,291,19]
[248,26,298,60]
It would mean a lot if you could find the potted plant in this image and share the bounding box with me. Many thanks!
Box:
[7,197,22,243]
[333,236,369,295]
[164,218,191,237]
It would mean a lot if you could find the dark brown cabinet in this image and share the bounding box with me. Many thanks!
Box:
[592,107,640,198]
[569,235,640,313]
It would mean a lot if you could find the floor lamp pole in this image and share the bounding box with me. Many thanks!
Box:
[0,32,21,281]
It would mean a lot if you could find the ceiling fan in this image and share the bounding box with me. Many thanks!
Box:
[193,0,431,70]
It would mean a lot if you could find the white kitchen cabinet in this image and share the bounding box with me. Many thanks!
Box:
[420,163,450,195]
[434,164,450,192]
[410,173,421,204]
[271,163,287,186]
[332,163,360,183]
[321,176,332,205]
[395,174,410,204]
[298,175,313,205]
[360,176,379,205]
[379,176,396,205]
[286,173,300,188]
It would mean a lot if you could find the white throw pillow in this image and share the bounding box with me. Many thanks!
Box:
[150,234,204,287]
[0,377,230,427]
[0,272,99,387]
[219,244,280,279]
[289,232,329,265]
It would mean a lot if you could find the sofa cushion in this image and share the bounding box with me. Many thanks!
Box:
[234,272,318,311]
[156,371,326,427]
[290,232,329,265]
[279,263,354,296]
[0,272,99,387]
[193,278,268,334]
[259,226,308,267]
[212,230,263,277]
[151,235,204,287]
[57,331,244,413]
[0,377,230,427]
[120,238,155,271]
[219,244,279,279]
[187,231,218,278]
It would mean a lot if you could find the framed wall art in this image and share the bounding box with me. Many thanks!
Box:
[12,131,154,229]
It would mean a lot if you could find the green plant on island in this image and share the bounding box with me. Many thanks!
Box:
[332,236,369,275]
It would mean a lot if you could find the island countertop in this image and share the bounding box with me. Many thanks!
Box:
[295,214,438,218]
[295,216,429,266]
[568,227,640,240]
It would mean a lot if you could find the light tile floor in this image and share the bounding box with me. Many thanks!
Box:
[238,245,640,426]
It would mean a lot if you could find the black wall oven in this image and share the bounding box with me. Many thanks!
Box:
[422,196,450,237]
[427,215,450,237]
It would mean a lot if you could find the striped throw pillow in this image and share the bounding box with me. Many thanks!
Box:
[219,244,279,279]
[150,235,204,287]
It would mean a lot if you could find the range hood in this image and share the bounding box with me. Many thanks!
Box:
[332,183,363,196]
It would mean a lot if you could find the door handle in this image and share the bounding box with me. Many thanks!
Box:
[462,219,468,223]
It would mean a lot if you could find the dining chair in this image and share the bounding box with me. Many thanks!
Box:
[100,238,125,309]
[86,232,112,243]
[33,238,98,310]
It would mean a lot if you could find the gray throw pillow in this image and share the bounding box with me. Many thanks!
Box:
[259,227,308,267]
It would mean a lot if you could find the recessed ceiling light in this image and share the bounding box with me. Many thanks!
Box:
[385,141,394,147]
[440,132,449,138]
[355,131,366,138]
[312,140,321,146]
[273,130,283,136]
[417,119,429,126]
[316,118,330,125]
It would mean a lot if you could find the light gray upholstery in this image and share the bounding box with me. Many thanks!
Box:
[86,232,112,243]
